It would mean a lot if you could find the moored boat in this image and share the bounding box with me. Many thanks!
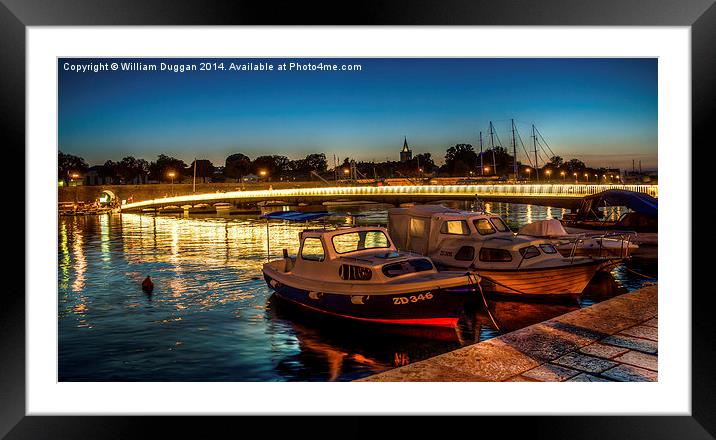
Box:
[388,205,611,298]
[518,218,638,259]
[560,189,658,233]
[262,215,477,328]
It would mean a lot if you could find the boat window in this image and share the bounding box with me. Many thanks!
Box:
[382,259,434,278]
[454,246,475,261]
[479,247,513,262]
[440,220,469,235]
[339,264,373,281]
[539,244,558,254]
[519,245,541,259]
[409,218,426,237]
[473,218,496,235]
[332,230,390,254]
[490,217,510,232]
[301,237,325,261]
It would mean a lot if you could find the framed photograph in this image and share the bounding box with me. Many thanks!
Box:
[3,0,710,437]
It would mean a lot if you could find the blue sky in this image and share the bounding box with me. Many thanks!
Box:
[58,58,657,170]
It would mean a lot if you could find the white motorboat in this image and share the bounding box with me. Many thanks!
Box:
[388,205,612,298]
[262,212,477,328]
[518,219,638,259]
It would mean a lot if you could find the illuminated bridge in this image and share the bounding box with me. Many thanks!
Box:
[119,184,658,213]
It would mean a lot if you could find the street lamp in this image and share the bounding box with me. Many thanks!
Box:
[560,170,566,181]
[584,173,589,182]
[545,169,552,181]
[525,167,531,181]
[573,172,578,183]
[167,171,176,196]
[70,172,80,203]
[484,166,490,174]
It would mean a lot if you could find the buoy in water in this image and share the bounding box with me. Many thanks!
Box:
[142,276,154,294]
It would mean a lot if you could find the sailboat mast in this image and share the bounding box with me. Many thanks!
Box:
[532,124,539,182]
[511,119,518,180]
[479,131,484,175]
[489,121,496,175]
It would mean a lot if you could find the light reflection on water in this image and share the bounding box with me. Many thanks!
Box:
[58,203,656,381]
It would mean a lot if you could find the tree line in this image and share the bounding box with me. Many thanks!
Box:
[59,145,613,185]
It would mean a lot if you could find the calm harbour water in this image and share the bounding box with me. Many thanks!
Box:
[58,202,657,381]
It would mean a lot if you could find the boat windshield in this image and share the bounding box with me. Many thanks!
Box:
[332,230,391,254]
[382,258,434,277]
[490,217,510,232]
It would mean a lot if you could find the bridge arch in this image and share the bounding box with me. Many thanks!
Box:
[99,189,118,206]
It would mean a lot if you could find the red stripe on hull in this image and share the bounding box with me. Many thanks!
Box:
[275,293,460,328]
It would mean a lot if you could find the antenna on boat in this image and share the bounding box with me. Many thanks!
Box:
[474,194,485,213]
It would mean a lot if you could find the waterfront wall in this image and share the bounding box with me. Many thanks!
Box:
[359,285,658,382]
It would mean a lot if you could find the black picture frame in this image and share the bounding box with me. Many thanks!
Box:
[1,0,709,438]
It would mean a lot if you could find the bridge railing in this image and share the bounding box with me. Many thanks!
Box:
[120,184,657,211]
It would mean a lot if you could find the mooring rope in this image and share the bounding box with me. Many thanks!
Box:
[623,266,657,279]
[467,272,501,332]
[478,274,531,296]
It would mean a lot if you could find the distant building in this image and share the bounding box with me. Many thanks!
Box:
[400,136,412,162]
[242,173,259,183]
[84,166,112,186]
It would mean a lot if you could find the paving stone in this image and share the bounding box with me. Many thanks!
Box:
[619,325,658,342]
[602,334,657,354]
[497,323,590,363]
[505,375,540,382]
[613,350,658,371]
[553,352,618,373]
[522,363,581,382]
[642,317,658,328]
[551,288,657,335]
[568,373,614,382]
[552,306,641,335]
[579,343,629,359]
[357,360,487,382]
[602,364,657,382]
[432,339,540,381]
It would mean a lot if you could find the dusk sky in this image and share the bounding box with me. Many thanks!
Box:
[59,58,657,170]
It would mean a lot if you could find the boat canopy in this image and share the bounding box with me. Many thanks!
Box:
[518,219,569,237]
[575,190,658,219]
[260,210,365,221]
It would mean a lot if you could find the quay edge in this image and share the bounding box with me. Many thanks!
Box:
[357,285,658,382]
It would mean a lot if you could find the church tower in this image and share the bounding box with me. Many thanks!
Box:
[400,136,413,162]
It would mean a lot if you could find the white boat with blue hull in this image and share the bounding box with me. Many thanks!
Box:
[261,217,477,328]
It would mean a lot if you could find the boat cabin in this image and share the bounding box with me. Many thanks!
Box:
[277,226,440,284]
[388,205,566,270]
[389,205,513,255]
